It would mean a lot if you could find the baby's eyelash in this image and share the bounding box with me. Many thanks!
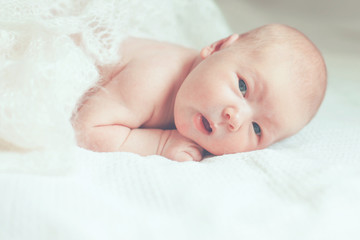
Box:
[238,78,247,96]
[252,122,261,136]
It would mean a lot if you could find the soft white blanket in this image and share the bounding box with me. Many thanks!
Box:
[1,0,360,239]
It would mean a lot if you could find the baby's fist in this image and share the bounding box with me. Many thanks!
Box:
[161,130,204,162]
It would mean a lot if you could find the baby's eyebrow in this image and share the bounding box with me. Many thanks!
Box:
[249,68,266,100]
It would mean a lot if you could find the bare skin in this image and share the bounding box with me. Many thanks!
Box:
[72,24,327,162]
[73,37,204,161]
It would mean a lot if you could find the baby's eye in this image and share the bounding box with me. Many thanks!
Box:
[238,79,247,96]
[252,122,261,136]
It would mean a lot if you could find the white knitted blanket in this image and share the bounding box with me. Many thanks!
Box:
[1,0,360,239]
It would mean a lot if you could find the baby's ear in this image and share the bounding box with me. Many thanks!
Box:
[200,34,239,59]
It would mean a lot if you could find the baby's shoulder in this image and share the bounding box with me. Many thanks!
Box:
[92,37,194,128]
[99,43,178,108]
[118,38,184,93]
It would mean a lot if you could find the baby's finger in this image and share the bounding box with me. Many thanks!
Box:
[172,151,194,162]
[171,146,202,162]
[185,145,204,162]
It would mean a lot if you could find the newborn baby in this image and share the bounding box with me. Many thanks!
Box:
[72,24,327,161]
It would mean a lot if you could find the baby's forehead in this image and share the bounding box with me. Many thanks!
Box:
[261,76,310,141]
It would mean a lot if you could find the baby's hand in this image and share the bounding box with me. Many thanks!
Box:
[161,130,204,162]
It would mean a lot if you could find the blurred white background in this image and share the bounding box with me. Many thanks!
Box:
[214,0,360,57]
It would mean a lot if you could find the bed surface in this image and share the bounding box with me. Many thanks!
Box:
[1,0,359,239]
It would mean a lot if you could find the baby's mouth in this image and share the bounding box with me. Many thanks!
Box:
[202,115,213,133]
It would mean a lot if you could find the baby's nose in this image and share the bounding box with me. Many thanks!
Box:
[223,104,252,132]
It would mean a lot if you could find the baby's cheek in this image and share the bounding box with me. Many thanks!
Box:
[205,137,250,155]
[199,139,227,156]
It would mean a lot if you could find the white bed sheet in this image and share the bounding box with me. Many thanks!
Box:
[1,0,360,239]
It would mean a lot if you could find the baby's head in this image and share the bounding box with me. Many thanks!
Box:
[174,24,327,155]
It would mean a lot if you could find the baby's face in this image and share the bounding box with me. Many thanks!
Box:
[174,42,308,155]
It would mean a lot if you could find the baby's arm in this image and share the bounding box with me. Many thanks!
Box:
[76,125,203,161]
[72,89,203,162]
